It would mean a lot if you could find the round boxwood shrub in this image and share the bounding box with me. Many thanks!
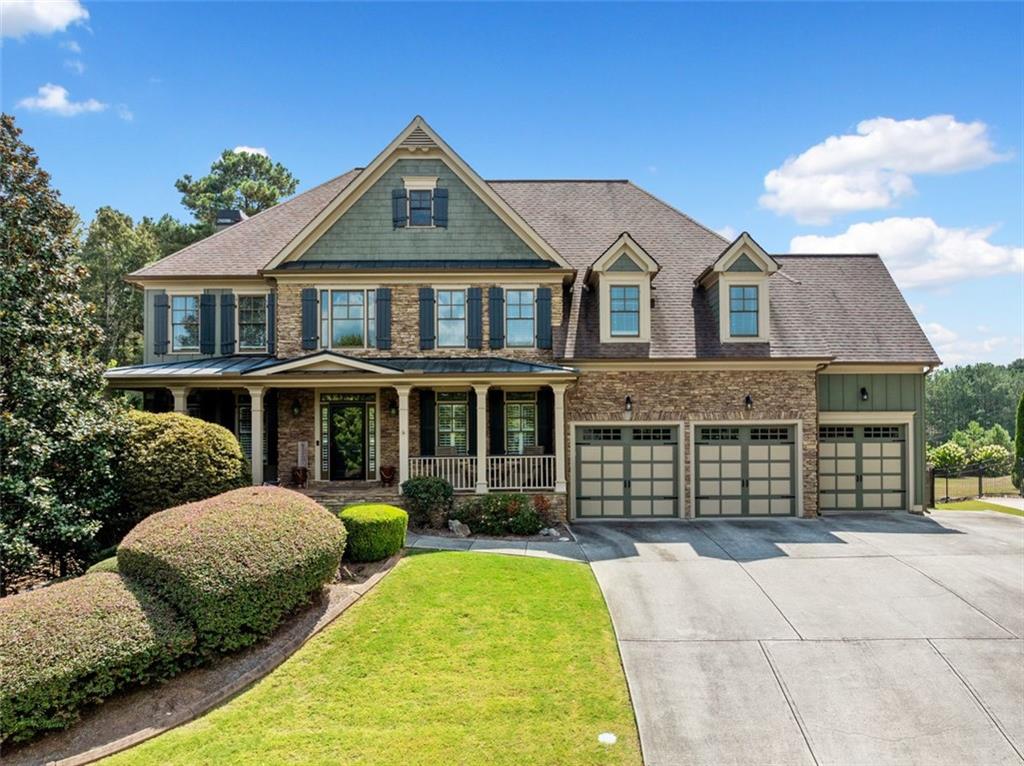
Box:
[85,556,118,574]
[0,573,195,744]
[118,487,346,655]
[339,504,408,562]
[399,475,454,528]
[120,410,249,523]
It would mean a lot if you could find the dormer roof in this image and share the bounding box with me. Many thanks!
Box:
[695,231,780,286]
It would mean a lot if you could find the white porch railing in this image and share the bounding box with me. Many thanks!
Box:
[408,456,477,492]
[487,455,556,491]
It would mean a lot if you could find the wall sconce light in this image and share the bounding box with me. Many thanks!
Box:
[625,395,633,413]
[744,394,754,410]
[291,398,302,417]
[860,387,869,402]
[388,400,399,417]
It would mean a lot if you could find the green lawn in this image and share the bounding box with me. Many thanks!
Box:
[935,500,1024,517]
[105,551,641,766]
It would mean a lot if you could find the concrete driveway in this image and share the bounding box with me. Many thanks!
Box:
[574,511,1024,766]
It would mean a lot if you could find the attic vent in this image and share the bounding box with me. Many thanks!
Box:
[400,126,437,150]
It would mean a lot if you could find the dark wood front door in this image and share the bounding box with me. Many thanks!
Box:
[329,403,366,481]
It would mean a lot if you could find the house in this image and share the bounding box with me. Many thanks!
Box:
[106,116,940,519]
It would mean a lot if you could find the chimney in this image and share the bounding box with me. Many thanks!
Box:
[215,209,247,231]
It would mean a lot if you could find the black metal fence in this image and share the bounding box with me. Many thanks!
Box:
[930,458,1022,504]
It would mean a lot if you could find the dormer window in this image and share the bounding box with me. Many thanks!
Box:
[696,232,779,345]
[728,286,759,337]
[587,232,660,345]
[610,285,641,337]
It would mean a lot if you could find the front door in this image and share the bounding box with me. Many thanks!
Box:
[329,403,366,481]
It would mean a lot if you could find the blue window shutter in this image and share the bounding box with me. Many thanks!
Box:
[433,188,448,228]
[266,292,276,355]
[537,387,554,454]
[536,287,553,349]
[153,291,169,355]
[301,288,318,350]
[392,189,408,228]
[200,293,216,355]
[419,287,435,350]
[467,287,483,349]
[488,287,504,349]
[419,389,436,456]
[220,293,236,354]
[376,288,392,350]
[487,389,505,456]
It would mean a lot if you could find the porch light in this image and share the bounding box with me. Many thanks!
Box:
[388,399,398,416]
[860,387,869,402]
[744,394,753,410]
[624,395,633,413]
[291,398,302,417]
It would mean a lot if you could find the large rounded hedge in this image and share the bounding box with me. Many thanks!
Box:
[121,410,249,520]
[0,573,195,744]
[339,504,408,562]
[118,487,347,655]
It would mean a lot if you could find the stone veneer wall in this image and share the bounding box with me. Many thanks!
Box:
[277,388,315,487]
[564,369,820,518]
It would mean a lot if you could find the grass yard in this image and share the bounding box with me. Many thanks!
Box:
[104,551,641,766]
[935,500,1024,517]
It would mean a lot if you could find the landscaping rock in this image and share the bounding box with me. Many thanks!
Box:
[541,527,560,537]
[448,519,471,537]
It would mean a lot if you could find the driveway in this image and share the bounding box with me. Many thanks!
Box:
[574,511,1024,766]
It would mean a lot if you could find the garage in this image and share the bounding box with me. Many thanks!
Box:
[818,424,906,511]
[694,425,797,516]
[574,425,679,518]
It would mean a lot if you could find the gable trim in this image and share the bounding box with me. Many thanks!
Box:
[696,231,780,286]
[245,351,402,376]
[587,231,660,282]
[264,117,574,271]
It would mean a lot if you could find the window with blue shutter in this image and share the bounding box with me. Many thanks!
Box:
[419,287,435,350]
[200,293,216,355]
[220,293,236,354]
[419,390,436,456]
[153,291,169,355]
[467,287,483,349]
[266,292,276,355]
[376,288,392,350]
[301,288,318,350]
[488,287,504,349]
[536,287,552,349]
[433,188,448,227]
[392,189,408,228]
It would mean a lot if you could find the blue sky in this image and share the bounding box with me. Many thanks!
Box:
[3,1,1022,365]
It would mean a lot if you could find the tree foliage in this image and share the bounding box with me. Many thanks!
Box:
[927,442,967,473]
[78,207,161,365]
[174,149,298,225]
[1014,392,1024,490]
[926,361,1024,445]
[0,114,126,593]
[138,213,211,258]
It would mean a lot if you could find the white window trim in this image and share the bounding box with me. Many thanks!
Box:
[435,287,468,349]
[167,291,201,353]
[403,176,438,228]
[504,390,538,455]
[235,289,271,354]
[718,273,770,343]
[436,390,470,455]
[504,286,537,349]
[316,286,379,351]
[599,275,650,343]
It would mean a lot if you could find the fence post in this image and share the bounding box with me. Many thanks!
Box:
[978,468,983,499]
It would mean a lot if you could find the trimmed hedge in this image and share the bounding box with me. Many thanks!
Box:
[86,556,118,574]
[121,410,249,522]
[118,487,347,655]
[399,475,453,528]
[451,493,544,536]
[339,504,408,562]
[0,573,194,744]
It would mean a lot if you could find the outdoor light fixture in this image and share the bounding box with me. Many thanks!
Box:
[388,400,398,416]
[744,394,754,410]
[860,387,869,402]
[625,395,633,413]
[291,398,301,417]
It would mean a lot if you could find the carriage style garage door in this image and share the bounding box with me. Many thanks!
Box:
[695,425,797,516]
[575,425,679,518]
[818,425,906,511]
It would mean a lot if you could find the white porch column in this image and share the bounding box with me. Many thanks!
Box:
[247,386,264,486]
[169,386,189,414]
[473,384,489,493]
[396,386,411,489]
[551,383,568,494]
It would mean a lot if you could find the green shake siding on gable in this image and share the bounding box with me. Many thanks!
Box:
[300,159,544,263]
[818,373,926,507]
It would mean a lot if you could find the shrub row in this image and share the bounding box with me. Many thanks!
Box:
[339,504,408,562]
[450,493,546,536]
[0,573,195,744]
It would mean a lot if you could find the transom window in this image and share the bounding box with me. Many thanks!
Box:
[436,391,469,455]
[729,285,758,337]
[170,294,200,351]
[505,391,537,455]
[409,189,433,227]
[319,289,376,349]
[437,289,466,347]
[505,289,535,347]
[237,295,267,351]
[610,285,640,337]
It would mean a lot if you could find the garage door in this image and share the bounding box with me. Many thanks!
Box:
[575,426,679,518]
[695,425,796,516]
[819,425,906,511]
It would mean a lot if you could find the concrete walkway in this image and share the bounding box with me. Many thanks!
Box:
[575,511,1024,766]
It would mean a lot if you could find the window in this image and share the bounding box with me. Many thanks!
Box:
[437,392,469,455]
[319,289,376,349]
[505,391,537,454]
[237,295,267,351]
[729,285,758,337]
[610,285,640,337]
[409,189,433,226]
[170,295,200,351]
[436,289,466,347]
[505,289,535,347]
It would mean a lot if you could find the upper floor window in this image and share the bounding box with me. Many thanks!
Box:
[505,289,535,347]
[505,391,537,455]
[408,190,433,227]
[729,285,758,337]
[319,289,376,349]
[237,294,268,351]
[436,391,469,455]
[436,289,466,347]
[610,285,640,337]
[170,294,200,351]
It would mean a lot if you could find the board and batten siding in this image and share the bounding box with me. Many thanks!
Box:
[299,159,545,263]
[817,373,926,507]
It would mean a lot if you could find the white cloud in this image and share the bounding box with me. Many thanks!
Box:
[1,0,88,39]
[716,225,738,241]
[761,116,1009,224]
[16,83,106,116]
[60,39,81,53]
[233,145,268,157]
[789,216,1024,289]
[923,322,1020,365]
[116,104,133,121]
[64,58,85,74]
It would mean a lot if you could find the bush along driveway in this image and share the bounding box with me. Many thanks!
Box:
[105,551,642,766]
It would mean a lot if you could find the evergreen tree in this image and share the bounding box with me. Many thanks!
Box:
[1014,393,1024,490]
[174,148,298,225]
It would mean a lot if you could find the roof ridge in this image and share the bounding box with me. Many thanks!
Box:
[622,181,730,245]
[775,253,881,258]
[487,179,631,183]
